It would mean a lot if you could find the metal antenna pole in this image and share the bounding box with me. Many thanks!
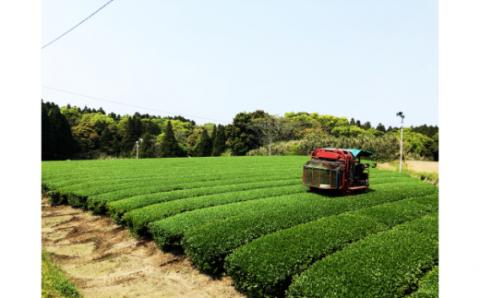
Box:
[397,112,405,173]
[399,121,404,173]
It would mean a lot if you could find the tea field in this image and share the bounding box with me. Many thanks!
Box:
[42,156,438,297]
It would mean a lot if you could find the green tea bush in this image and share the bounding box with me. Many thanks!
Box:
[287,213,438,298]
[409,267,439,298]
[77,165,297,198]
[42,156,438,296]
[106,177,299,219]
[150,181,433,254]
[123,182,304,236]
[180,182,435,274]
[225,193,438,297]
[86,168,300,213]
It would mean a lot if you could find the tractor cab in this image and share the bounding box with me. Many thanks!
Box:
[303,148,373,193]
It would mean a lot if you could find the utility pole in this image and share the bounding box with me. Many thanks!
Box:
[396,112,405,173]
[135,138,143,159]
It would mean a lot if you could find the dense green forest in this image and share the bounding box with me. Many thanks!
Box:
[42,101,438,161]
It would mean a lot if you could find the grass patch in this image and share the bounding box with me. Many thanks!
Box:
[42,251,81,298]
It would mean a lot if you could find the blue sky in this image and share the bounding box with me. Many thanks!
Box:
[42,0,437,127]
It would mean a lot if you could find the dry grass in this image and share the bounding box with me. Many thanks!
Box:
[377,160,438,185]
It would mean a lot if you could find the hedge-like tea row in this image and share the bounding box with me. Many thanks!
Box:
[42,157,397,202]
[53,174,292,210]
[42,157,437,297]
[148,179,429,251]
[88,175,299,214]
[48,168,404,211]
[149,192,313,250]
[42,157,307,200]
[42,156,309,185]
[123,183,305,236]
[287,213,438,298]
[152,181,435,274]
[225,193,438,297]
[42,156,398,193]
[182,182,435,274]
[409,266,439,298]
[149,180,432,250]
[53,164,299,197]
[106,177,301,219]
[55,165,297,208]
[45,156,397,212]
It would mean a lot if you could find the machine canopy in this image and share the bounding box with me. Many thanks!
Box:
[324,148,373,158]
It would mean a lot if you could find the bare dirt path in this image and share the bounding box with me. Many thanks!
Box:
[378,160,438,174]
[42,198,244,298]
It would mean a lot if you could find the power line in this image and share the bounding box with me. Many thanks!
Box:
[42,85,224,123]
[42,0,116,49]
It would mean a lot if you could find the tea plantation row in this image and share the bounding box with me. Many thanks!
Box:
[42,156,438,297]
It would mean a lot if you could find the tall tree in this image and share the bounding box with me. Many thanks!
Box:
[139,132,157,158]
[186,127,203,156]
[212,125,226,156]
[193,129,212,157]
[227,111,265,155]
[72,120,99,156]
[211,125,217,148]
[60,105,82,127]
[108,112,120,121]
[42,101,77,160]
[121,116,143,155]
[142,119,161,135]
[376,123,386,132]
[99,126,121,156]
[411,124,438,138]
[158,121,185,157]
[252,115,283,156]
[431,132,439,161]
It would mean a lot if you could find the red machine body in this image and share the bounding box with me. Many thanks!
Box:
[303,148,371,193]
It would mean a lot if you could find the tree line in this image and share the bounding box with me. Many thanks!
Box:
[42,101,438,161]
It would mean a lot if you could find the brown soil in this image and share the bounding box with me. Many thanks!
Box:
[42,198,244,298]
